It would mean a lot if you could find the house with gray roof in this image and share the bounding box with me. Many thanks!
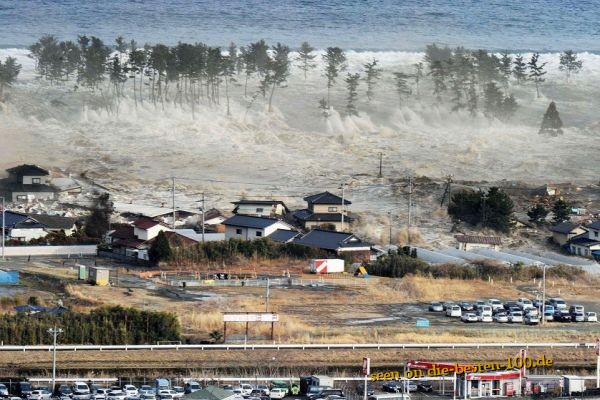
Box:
[232,199,289,218]
[222,215,294,240]
[567,220,600,259]
[293,191,353,231]
[1,164,57,202]
[550,222,588,246]
[292,228,372,261]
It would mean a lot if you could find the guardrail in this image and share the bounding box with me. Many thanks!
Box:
[0,342,596,352]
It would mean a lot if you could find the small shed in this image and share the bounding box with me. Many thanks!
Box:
[88,267,110,286]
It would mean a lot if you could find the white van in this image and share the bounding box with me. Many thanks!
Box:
[368,394,410,400]
[480,305,492,317]
[446,305,462,317]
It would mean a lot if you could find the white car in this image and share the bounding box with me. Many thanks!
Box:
[509,311,523,323]
[270,388,287,399]
[94,389,111,400]
[0,384,9,397]
[158,395,173,400]
[171,387,184,399]
[240,385,253,396]
[586,312,598,322]
[494,313,509,323]
[516,298,534,310]
[446,305,462,317]
[107,391,126,400]
[28,390,52,400]
[461,313,478,322]
[549,298,567,310]
[487,299,504,311]
[139,387,154,397]
[524,314,540,325]
[477,312,492,323]
[123,386,138,397]
[256,385,269,396]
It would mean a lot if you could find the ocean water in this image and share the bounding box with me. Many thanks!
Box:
[0,0,599,51]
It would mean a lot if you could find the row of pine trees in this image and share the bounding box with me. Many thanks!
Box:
[0,36,585,123]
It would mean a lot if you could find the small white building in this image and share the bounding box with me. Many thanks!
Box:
[455,235,501,251]
[223,215,293,240]
[232,199,289,218]
[133,219,172,241]
[568,220,600,258]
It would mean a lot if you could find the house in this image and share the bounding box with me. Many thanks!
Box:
[292,228,372,261]
[222,215,294,240]
[232,199,289,218]
[26,214,77,235]
[1,164,57,202]
[133,218,172,241]
[112,201,203,228]
[550,222,587,246]
[268,229,301,243]
[455,235,501,251]
[293,191,353,231]
[203,208,227,226]
[2,210,48,242]
[174,229,225,242]
[568,220,600,259]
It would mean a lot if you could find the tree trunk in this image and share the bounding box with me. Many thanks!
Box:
[225,76,231,116]
[268,83,276,112]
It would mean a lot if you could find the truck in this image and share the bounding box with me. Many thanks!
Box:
[299,376,335,394]
[563,375,586,395]
[309,259,344,274]
[154,379,171,395]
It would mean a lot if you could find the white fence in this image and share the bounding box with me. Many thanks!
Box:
[170,277,369,288]
[0,341,596,352]
[1,245,97,257]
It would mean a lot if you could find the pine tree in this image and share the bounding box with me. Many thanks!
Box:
[318,97,329,117]
[0,57,22,100]
[84,193,113,238]
[559,50,583,83]
[512,54,527,85]
[413,62,424,97]
[552,199,570,223]
[296,41,316,80]
[149,231,172,262]
[539,101,563,135]
[467,81,478,116]
[483,82,503,119]
[363,58,382,101]
[392,72,411,107]
[265,43,290,112]
[527,203,549,224]
[449,74,465,112]
[344,72,360,116]
[499,51,512,91]
[500,94,518,120]
[428,60,447,101]
[528,53,547,98]
[322,47,347,111]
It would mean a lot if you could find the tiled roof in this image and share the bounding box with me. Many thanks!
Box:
[454,235,502,245]
[303,191,351,205]
[550,222,581,234]
[293,229,371,251]
[586,220,600,230]
[6,164,49,176]
[110,225,136,240]
[268,229,300,243]
[133,218,162,230]
[28,214,76,230]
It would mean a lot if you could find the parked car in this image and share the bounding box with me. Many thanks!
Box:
[474,300,486,309]
[184,383,201,395]
[54,385,73,398]
[477,312,492,323]
[524,314,540,325]
[93,389,110,400]
[355,384,374,397]
[139,387,154,397]
[586,312,598,322]
[171,388,184,399]
[487,299,504,311]
[554,310,572,322]
[543,311,554,321]
[417,381,432,393]
[532,298,543,308]
[504,302,518,311]
[428,302,443,312]
[479,305,493,317]
[570,305,585,314]
[543,305,555,314]
[140,395,156,400]
[517,297,534,310]
[459,301,474,311]
[240,385,254,396]
[0,384,8,398]
[122,386,138,398]
[309,389,344,400]
[27,390,51,400]
[461,313,478,323]
[549,298,567,310]
[382,382,401,393]
[571,312,585,322]
[509,311,523,323]
[442,301,455,311]
[256,385,270,396]
[157,395,173,400]
[107,392,126,400]
[269,388,287,399]
[446,305,462,317]
[494,313,509,323]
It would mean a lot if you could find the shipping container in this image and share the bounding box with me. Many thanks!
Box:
[88,267,110,286]
[309,259,344,274]
[0,270,19,285]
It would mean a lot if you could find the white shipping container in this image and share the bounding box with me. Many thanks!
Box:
[310,259,345,274]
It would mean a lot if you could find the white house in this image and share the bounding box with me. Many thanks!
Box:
[455,235,501,251]
[232,199,289,218]
[568,220,600,258]
[223,215,293,240]
[133,219,172,241]
[2,164,57,202]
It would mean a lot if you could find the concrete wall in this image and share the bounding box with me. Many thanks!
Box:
[1,245,97,256]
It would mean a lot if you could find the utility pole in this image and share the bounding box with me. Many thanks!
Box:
[1,196,5,261]
[265,278,270,312]
[388,211,392,245]
[481,191,488,226]
[378,153,383,178]
[541,264,547,325]
[340,183,346,231]
[407,176,413,245]
[48,326,63,393]
[201,192,205,243]
[171,177,176,229]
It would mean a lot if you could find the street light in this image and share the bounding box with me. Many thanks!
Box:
[48,326,63,393]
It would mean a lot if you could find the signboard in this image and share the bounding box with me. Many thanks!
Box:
[223,313,278,322]
[363,357,370,375]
